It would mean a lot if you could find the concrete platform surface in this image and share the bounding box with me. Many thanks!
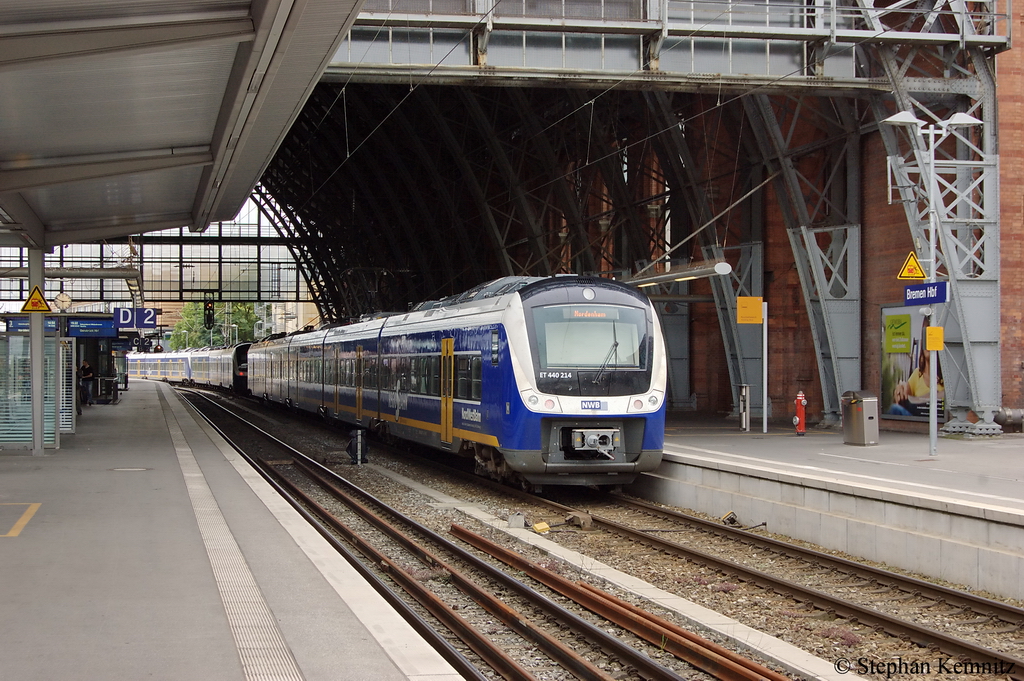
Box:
[0,380,460,681]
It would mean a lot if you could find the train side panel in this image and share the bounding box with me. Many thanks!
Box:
[246,276,666,489]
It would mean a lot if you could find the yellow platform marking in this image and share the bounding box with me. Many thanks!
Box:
[1,503,41,537]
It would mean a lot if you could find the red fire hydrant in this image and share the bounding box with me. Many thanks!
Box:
[794,390,807,436]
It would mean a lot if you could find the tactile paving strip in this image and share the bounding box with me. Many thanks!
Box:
[160,390,304,681]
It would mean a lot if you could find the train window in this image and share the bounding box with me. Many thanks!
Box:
[409,358,420,394]
[427,356,440,396]
[456,356,470,399]
[365,357,377,390]
[398,358,405,391]
[532,304,645,369]
[471,356,482,400]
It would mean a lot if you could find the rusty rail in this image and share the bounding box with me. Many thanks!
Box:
[284,456,689,680]
[451,523,791,681]
[288,458,618,681]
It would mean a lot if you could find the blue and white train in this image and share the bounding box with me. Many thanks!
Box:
[127,344,250,393]
[249,275,667,490]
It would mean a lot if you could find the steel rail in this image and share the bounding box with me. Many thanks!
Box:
[287,458,617,681]
[610,494,1024,627]
[566,503,1024,675]
[186,390,1024,677]
[177,390,491,681]
[182,390,688,681]
[285,457,690,681]
[260,464,540,681]
[451,523,790,681]
[389,455,1024,675]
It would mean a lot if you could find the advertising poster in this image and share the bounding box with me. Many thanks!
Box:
[880,306,944,420]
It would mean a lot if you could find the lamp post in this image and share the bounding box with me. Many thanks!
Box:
[882,110,981,456]
[230,324,238,345]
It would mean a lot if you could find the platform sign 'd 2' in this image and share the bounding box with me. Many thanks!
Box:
[114,307,158,328]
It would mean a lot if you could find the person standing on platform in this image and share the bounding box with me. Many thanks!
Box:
[80,360,95,406]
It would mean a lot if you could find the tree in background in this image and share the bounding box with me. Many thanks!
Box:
[169,302,260,349]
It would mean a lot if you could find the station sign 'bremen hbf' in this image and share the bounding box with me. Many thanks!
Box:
[903,281,948,307]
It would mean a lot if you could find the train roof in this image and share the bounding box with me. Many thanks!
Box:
[411,276,542,311]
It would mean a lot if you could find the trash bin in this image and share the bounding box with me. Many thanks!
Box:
[841,391,879,445]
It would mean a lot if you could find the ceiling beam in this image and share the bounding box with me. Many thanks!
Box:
[0,17,255,70]
[44,215,194,246]
[0,151,213,193]
[0,194,46,249]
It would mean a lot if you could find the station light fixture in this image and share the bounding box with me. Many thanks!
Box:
[626,259,732,288]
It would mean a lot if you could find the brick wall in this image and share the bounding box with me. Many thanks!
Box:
[998,38,1024,408]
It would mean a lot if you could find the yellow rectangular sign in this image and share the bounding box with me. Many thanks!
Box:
[926,326,944,351]
[736,297,763,324]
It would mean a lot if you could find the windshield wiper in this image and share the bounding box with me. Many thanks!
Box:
[592,341,619,384]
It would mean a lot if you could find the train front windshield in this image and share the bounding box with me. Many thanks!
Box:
[530,303,652,396]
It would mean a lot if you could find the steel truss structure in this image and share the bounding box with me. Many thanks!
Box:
[259,0,1007,425]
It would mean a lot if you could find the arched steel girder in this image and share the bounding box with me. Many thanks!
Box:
[643,92,768,417]
[260,101,406,317]
[342,92,442,292]
[413,88,517,279]
[742,93,866,421]
[311,97,404,259]
[458,88,552,276]
[252,185,338,323]
[566,90,653,271]
[506,87,596,275]
[280,116,395,311]
[388,97,479,292]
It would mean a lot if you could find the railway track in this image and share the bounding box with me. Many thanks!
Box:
[182,389,787,681]
[437,467,1024,678]
[180,386,1024,679]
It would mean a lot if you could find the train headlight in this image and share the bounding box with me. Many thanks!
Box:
[628,391,664,412]
[522,390,561,413]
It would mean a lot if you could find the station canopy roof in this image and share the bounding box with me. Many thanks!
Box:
[0,0,363,250]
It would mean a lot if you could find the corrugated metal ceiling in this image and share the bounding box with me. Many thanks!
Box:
[0,0,363,249]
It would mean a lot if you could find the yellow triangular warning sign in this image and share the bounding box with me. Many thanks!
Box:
[897,252,927,280]
[21,286,52,313]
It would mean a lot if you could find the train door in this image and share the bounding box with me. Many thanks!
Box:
[355,345,364,423]
[326,344,337,415]
[441,337,454,444]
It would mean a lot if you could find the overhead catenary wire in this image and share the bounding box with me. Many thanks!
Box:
[294,2,987,250]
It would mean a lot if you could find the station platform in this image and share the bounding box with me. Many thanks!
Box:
[0,380,461,681]
[636,414,1024,601]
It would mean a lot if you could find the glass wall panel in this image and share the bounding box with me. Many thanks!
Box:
[488,32,526,67]
[434,30,471,65]
[768,40,804,76]
[0,335,58,446]
[660,37,694,72]
[732,40,768,75]
[565,34,604,69]
[351,28,392,64]
[603,35,640,70]
[525,32,564,68]
[693,39,732,74]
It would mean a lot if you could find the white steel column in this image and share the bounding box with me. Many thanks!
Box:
[29,248,44,455]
